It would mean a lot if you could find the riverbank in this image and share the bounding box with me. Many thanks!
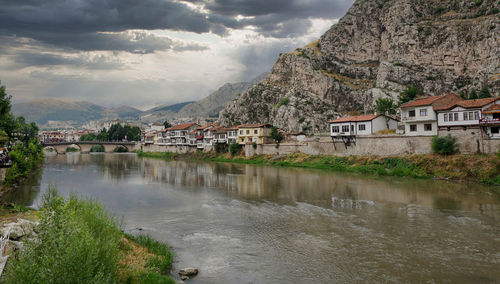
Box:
[0,190,176,284]
[137,151,500,189]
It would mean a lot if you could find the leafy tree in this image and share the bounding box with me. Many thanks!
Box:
[398,86,420,106]
[270,126,284,146]
[479,85,492,98]
[229,143,242,156]
[97,128,108,141]
[460,90,468,100]
[0,85,16,138]
[375,98,396,116]
[0,130,9,146]
[163,120,172,129]
[431,135,458,155]
[80,134,97,141]
[469,89,478,100]
[375,97,397,128]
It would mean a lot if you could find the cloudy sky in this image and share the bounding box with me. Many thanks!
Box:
[0,0,353,110]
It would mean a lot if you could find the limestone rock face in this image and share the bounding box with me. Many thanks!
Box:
[219,0,500,132]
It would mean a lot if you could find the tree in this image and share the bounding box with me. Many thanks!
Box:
[398,86,420,106]
[469,89,478,100]
[479,85,491,98]
[460,90,468,100]
[0,84,16,138]
[375,97,396,128]
[163,120,172,129]
[431,135,458,155]
[270,126,284,146]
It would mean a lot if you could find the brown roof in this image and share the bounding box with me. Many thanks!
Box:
[329,114,380,123]
[400,96,441,108]
[213,128,229,134]
[482,103,500,113]
[434,97,496,111]
[237,123,272,128]
[168,123,197,130]
[196,124,214,130]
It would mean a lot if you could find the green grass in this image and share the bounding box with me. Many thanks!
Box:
[3,188,175,284]
[137,151,179,160]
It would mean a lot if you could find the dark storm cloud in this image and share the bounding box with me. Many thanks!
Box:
[0,0,353,52]
[10,52,126,70]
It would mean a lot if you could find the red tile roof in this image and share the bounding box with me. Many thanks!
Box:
[434,97,497,111]
[329,114,380,123]
[400,96,441,108]
[196,124,213,130]
[237,124,272,128]
[482,103,500,113]
[168,123,197,130]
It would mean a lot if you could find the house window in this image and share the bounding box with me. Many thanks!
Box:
[469,112,474,120]
[454,113,459,121]
[474,111,479,120]
[409,110,416,117]
[492,127,499,134]
[332,126,340,133]
[246,130,250,135]
[351,125,354,132]
[443,113,448,122]
[342,125,349,132]
[410,124,417,132]
[448,113,453,121]
[239,130,243,135]
[424,124,432,131]
[358,124,366,131]
[463,112,468,120]
[420,109,427,116]
[254,129,258,134]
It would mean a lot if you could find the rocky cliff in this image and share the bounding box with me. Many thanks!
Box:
[219,0,500,132]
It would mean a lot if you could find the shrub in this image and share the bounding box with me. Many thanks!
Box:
[215,143,228,153]
[66,146,80,152]
[4,188,122,283]
[274,97,290,108]
[91,145,105,152]
[431,135,458,155]
[398,86,420,105]
[270,126,284,145]
[229,143,242,156]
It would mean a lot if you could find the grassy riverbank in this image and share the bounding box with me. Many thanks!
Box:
[137,151,500,188]
[2,189,175,284]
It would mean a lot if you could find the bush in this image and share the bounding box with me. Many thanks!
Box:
[90,145,105,152]
[66,146,80,152]
[4,188,122,283]
[215,143,228,154]
[229,143,242,156]
[274,97,290,108]
[5,139,43,185]
[431,135,458,155]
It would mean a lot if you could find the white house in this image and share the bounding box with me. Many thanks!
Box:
[435,97,496,130]
[329,114,398,140]
[479,100,500,138]
[400,93,461,136]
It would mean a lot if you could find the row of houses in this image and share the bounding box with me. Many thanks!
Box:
[38,130,97,143]
[329,93,500,140]
[143,123,274,149]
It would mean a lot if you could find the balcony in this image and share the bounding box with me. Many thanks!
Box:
[479,118,500,126]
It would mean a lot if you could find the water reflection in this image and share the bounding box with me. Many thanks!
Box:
[6,153,500,283]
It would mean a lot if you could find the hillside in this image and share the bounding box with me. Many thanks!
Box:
[12,98,142,128]
[176,72,269,118]
[218,0,500,132]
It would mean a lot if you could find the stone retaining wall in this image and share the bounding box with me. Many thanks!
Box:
[244,134,500,157]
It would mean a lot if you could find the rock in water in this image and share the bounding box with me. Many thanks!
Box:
[218,0,500,132]
[179,267,198,277]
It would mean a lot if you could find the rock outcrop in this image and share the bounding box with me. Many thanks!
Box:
[219,0,500,132]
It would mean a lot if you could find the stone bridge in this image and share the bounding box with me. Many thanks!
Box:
[42,141,138,154]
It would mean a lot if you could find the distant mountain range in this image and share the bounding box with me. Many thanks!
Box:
[12,72,268,128]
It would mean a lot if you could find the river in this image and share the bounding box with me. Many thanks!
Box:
[5,153,500,283]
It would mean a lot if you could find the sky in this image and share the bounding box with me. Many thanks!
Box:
[0,0,354,110]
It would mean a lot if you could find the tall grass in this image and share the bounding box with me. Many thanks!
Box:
[4,188,122,283]
[3,188,175,284]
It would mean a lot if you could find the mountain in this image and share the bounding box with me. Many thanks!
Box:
[218,0,500,132]
[141,72,268,123]
[12,98,142,128]
[176,72,269,118]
